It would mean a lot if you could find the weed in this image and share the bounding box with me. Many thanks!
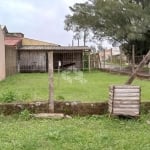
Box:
[21,93,31,101]
[19,109,31,120]
[56,95,65,100]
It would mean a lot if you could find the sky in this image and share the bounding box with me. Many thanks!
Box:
[0,0,88,46]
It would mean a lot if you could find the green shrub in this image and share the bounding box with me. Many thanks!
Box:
[0,90,17,103]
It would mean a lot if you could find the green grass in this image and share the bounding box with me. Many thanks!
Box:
[0,71,149,102]
[0,114,150,150]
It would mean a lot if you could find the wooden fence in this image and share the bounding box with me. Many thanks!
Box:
[109,85,141,117]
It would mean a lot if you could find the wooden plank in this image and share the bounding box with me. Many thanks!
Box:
[113,111,139,116]
[113,105,139,109]
[114,93,140,97]
[114,89,140,93]
[113,108,139,112]
[108,103,139,108]
[114,97,139,100]
[112,100,139,105]
[114,85,140,89]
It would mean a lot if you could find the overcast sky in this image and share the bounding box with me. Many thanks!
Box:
[0,0,89,46]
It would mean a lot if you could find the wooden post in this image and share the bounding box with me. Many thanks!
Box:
[88,51,91,72]
[125,51,150,85]
[110,48,113,67]
[104,49,106,68]
[98,53,102,69]
[48,51,54,113]
[132,45,135,73]
[83,30,86,46]
[93,53,96,69]
[120,48,122,71]
[82,51,85,71]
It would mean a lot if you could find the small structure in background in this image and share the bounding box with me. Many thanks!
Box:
[90,48,127,70]
[0,25,91,81]
[19,46,90,72]
[109,85,141,117]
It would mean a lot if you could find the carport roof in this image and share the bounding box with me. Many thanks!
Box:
[19,45,91,51]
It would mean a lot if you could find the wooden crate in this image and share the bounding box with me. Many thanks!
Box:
[109,85,141,117]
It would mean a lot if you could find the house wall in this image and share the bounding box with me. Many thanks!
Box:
[72,52,82,69]
[19,51,47,72]
[19,50,83,72]
[0,26,6,80]
[5,46,17,76]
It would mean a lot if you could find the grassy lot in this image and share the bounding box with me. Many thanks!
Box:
[0,114,150,150]
[0,71,149,103]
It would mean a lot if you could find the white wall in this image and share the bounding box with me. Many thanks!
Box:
[0,26,6,80]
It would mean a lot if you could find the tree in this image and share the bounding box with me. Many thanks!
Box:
[64,0,150,58]
[64,13,89,46]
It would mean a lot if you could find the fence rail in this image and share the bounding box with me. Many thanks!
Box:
[90,52,150,75]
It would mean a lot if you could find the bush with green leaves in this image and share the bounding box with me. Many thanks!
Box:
[0,90,17,103]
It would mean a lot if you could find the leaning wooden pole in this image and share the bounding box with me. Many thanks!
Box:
[125,51,150,85]
[132,45,135,73]
[48,51,54,113]
[88,51,91,72]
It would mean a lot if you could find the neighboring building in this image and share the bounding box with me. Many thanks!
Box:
[99,48,127,61]
[0,25,91,80]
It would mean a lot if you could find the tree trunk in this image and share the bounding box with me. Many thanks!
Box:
[125,51,150,85]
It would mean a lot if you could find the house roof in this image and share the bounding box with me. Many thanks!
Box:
[4,37,22,46]
[19,45,91,51]
[22,38,59,46]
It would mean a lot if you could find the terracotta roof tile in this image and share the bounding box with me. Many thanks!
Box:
[4,37,22,46]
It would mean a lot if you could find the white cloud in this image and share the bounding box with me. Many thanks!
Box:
[64,0,87,6]
[0,0,102,47]
[0,0,35,13]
